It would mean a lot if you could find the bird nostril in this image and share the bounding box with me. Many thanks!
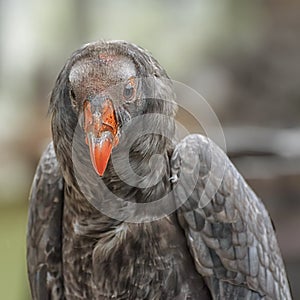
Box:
[93,113,102,133]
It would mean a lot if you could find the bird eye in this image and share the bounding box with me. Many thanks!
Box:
[70,89,76,100]
[123,78,135,101]
[69,89,77,108]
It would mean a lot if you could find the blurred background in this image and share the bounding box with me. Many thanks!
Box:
[0,0,299,299]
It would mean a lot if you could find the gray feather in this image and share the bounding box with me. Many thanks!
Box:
[27,142,64,300]
[171,134,292,299]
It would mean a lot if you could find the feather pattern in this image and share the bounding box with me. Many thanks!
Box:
[27,40,291,300]
[27,142,64,299]
[171,134,292,299]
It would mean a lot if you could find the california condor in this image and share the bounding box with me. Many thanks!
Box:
[27,40,292,299]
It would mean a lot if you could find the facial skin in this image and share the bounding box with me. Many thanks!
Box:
[67,53,139,176]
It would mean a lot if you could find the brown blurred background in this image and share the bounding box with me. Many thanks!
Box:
[0,0,299,299]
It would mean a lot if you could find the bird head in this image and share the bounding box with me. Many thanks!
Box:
[50,41,177,178]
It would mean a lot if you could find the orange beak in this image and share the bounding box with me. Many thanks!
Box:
[83,98,119,176]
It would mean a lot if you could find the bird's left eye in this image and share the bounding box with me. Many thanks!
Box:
[69,88,78,110]
[70,89,76,100]
[123,78,135,101]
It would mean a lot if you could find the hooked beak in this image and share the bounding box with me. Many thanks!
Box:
[83,97,119,176]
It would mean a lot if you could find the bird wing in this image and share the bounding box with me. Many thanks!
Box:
[27,142,64,300]
[171,134,291,299]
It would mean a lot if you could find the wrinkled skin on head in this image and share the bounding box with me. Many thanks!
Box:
[49,40,177,192]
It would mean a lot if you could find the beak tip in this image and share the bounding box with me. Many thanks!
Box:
[88,134,113,177]
[94,165,106,177]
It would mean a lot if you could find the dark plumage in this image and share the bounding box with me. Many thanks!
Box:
[27,40,292,299]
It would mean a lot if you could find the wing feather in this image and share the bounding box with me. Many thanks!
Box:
[171,134,291,299]
[27,142,64,299]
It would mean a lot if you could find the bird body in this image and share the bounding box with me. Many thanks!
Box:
[27,41,292,299]
[62,188,210,299]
